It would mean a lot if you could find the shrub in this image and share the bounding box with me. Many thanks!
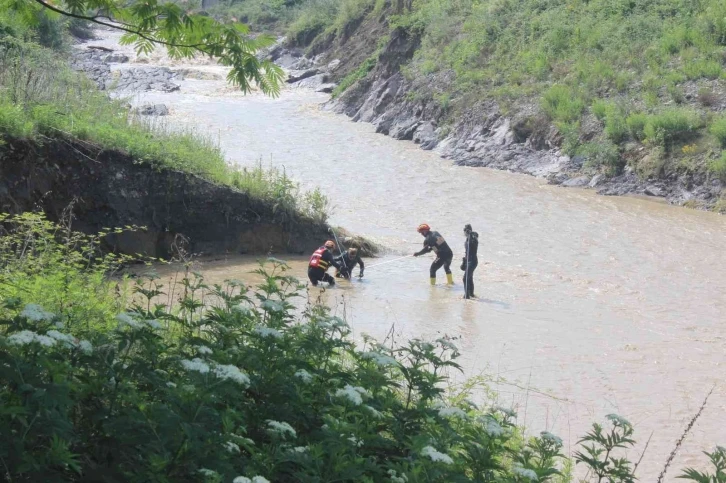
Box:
[591,99,609,120]
[709,115,726,147]
[579,140,622,173]
[0,212,138,333]
[642,108,702,145]
[542,85,585,123]
[627,112,648,141]
[709,151,726,179]
[0,253,564,481]
[286,0,339,46]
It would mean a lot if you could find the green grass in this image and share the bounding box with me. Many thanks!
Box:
[709,115,726,147]
[709,151,726,180]
[331,53,377,97]
[0,25,329,222]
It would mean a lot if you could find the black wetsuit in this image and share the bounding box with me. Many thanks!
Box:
[308,247,340,286]
[461,231,479,298]
[335,253,364,278]
[415,231,454,278]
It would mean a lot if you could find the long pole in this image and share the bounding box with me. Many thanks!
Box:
[328,227,348,272]
[365,254,414,270]
[464,233,470,299]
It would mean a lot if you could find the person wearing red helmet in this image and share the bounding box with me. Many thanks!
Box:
[308,240,341,287]
[413,224,454,286]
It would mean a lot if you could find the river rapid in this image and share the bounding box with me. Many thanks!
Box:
[94,30,726,479]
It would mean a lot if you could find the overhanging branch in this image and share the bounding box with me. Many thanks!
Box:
[31,0,212,51]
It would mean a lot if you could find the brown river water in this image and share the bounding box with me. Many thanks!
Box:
[96,30,726,479]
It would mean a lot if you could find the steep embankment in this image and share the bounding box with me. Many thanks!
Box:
[262,0,726,211]
[0,137,330,257]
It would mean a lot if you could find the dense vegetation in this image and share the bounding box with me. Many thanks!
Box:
[0,10,329,222]
[1,213,725,482]
[209,0,726,209]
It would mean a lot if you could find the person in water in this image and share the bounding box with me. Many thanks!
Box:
[413,223,454,285]
[308,240,340,287]
[461,224,479,299]
[335,247,364,279]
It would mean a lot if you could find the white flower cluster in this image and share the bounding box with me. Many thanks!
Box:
[7,329,92,354]
[435,337,459,352]
[47,330,76,348]
[166,382,177,388]
[7,330,55,347]
[291,446,308,453]
[412,339,435,351]
[261,300,284,313]
[317,316,349,330]
[116,313,160,331]
[233,304,253,317]
[78,340,93,354]
[212,364,250,387]
[181,358,210,374]
[21,304,55,322]
[335,385,370,406]
[294,369,313,384]
[365,405,383,419]
[224,441,241,454]
[253,326,282,339]
[388,469,408,483]
[438,407,468,419]
[198,468,218,478]
[420,445,454,465]
[116,313,141,330]
[194,345,213,355]
[360,351,398,367]
[347,435,364,447]
[540,431,563,446]
[482,417,504,437]
[512,464,538,481]
[494,405,517,418]
[266,419,297,438]
[233,477,269,483]
[606,413,631,427]
[179,358,250,387]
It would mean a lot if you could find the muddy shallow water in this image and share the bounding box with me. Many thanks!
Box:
[94,30,726,479]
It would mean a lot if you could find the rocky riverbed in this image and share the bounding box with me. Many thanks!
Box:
[264,29,725,210]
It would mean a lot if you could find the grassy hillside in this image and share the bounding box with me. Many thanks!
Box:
[210,0,726,209]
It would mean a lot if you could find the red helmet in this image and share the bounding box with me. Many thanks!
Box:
[324,240,335,249]
[417,223,431,233]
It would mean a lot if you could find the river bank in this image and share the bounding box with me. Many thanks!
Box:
[70,28,726,212]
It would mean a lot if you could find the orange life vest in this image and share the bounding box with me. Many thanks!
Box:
[309,247,330,269]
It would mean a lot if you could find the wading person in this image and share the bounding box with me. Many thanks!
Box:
[335,247,364,279]
[461,224,479,299]
[308,240,340,287]
[413,223,454,285]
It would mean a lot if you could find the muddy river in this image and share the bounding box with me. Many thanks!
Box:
[98,31,726,479]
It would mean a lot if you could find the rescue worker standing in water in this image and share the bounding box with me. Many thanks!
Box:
[461,224,479,299]
[308,240,340,287]
[413,224,454,285]
[335,247,364,279]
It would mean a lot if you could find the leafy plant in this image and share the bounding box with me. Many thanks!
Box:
[2,0,285,94]
[679,446,726,483]
[574,414,637,483]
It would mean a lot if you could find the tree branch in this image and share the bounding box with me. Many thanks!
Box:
[31,0,211,51]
